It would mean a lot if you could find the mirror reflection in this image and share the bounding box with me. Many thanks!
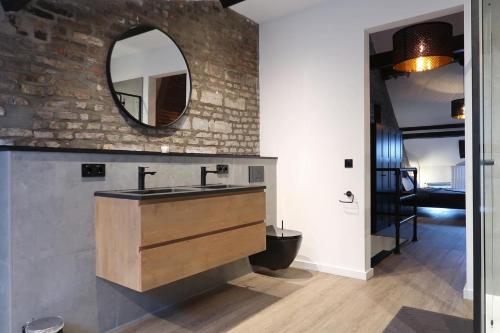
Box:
[108,26,191,128]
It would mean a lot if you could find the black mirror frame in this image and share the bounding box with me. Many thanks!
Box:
[106,24,192,129]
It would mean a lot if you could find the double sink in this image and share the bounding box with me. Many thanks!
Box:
[95,184,266,200]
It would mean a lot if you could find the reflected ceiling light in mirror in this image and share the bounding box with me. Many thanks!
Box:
[393,22,454,73]
[451,98,465,120]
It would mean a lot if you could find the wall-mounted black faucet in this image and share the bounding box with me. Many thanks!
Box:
[200,166,219,186]
[138,166,156,190]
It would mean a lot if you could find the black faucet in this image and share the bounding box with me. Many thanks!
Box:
[201,166,218,186]
[138,166,156,190]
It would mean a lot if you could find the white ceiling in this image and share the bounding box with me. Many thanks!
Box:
[230,0,328,23]
[112,30,177,58]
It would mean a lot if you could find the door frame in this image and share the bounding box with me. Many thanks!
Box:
[471,0,482,331]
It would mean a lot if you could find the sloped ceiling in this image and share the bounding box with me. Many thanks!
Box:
[385,62,464,127]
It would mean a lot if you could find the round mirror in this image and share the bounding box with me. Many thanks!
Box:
[107,25,191,128]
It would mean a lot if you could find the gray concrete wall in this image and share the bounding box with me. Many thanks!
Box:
[0,152,11,333]
[5,151,276,333]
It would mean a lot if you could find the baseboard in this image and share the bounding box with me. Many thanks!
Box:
[463,285,473,300]
[371,250,392,267]
[291,259,374,280]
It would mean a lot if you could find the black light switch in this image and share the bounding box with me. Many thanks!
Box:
[82,164,106,178]
[344,159,353,168]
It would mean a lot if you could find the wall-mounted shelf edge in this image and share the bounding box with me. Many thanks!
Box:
[0,145,278,160]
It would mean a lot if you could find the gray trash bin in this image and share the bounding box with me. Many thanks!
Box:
[23,317,64,333]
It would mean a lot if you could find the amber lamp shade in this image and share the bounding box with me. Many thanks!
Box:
[451,98,465,120]
[393,22,454,73]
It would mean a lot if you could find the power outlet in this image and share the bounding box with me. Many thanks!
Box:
[216,164,229,174]
[82,164,106,178]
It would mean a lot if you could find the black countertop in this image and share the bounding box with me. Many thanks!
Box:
[0,145,278,160]
[95,184,266,200]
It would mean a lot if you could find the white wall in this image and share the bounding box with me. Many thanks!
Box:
[405,137,465,187]
[259,0,468,281]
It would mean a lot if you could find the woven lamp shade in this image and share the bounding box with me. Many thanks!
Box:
[393,22,454,73]
[451,98,465,120]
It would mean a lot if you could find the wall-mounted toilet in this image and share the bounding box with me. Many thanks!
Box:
[249,225,302,270]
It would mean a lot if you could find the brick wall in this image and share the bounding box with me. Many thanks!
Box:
[0,0,260,154]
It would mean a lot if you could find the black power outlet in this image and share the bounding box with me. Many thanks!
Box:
[82,164,106,178]
[216,164,229,174]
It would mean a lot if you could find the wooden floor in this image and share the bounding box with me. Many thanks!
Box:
[114,210,472,333]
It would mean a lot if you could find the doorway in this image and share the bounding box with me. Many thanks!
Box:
[369,13,467,271]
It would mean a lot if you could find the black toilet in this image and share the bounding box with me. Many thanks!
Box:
[249,225,302,270]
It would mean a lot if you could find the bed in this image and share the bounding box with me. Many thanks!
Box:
[372,167,465,259]
[414,187,465,210]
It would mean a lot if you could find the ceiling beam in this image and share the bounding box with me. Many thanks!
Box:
[400,123,465,132]
[371,34,464,80]
[1,0,32,11]
[220,0,246,8]
[403,130,465,140]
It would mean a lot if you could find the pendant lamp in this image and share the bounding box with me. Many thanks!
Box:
[393,22,454,73]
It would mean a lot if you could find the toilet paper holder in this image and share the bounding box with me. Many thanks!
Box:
[339,191,355,203]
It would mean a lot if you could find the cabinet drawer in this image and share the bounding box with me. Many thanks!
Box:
[139,191,266,247]
[96,189,267,292]
[140,222,266,291]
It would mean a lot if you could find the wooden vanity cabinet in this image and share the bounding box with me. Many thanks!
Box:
[95,190,266,292]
